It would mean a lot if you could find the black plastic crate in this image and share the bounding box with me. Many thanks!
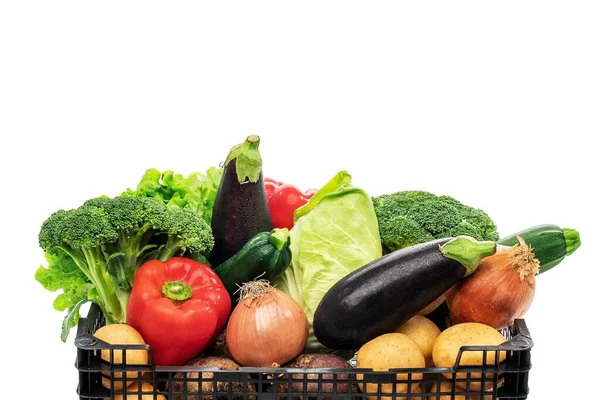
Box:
[74,304,532,399]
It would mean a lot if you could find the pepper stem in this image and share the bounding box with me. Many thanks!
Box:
[224,135,263,184]
[162,281,193,302]
[440,236,497,276]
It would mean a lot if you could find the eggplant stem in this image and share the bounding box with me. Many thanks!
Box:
[224,135,263,184]
[440,236,497,276]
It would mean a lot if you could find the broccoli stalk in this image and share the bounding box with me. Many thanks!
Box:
[37,196,215,340]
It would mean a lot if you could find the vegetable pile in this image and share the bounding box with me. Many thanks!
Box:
[35,135,582,396]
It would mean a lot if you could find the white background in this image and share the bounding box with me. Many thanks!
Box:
[1,2,599,399]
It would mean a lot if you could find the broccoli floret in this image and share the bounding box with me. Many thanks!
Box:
[39,206,126,326]
[152,205,215,261]
[37,196,215,339]
[377,216,435,253]
[372,191,499,254]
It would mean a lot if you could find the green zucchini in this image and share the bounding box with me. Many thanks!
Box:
[214,228,292,299]
[497,224,580,274]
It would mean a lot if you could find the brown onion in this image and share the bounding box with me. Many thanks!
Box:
[226,280,309,367]
[446,236,539,329]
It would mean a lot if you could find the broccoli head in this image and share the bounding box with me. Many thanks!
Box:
[37,195,215,340]
[372,190,499,254]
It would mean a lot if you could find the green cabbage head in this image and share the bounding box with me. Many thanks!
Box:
[274,171,382,352]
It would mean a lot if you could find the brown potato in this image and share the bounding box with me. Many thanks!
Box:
[172,356,256,400]
[274,354,357,399]
[203,330,233,360]
[357,333,425,400]
[432,323,506,391]
[395,315,441,366]
[112,382,166,400]
[94,324,149,391]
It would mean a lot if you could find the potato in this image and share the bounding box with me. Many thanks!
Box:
[356,333,425,400]
[172,356,256,400]
[395,315,441,366]
[418,292,447,315]
[432,323,506,391]
[275,354,357,399]
[428,382,467,400]
[359,384,421,400]
[112,382,166,400]
[203,330,233,359]
[94,324,149,390]
[427,381,496,400]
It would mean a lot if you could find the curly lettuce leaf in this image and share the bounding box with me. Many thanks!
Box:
[35,252,93,341]
[275,171,382,352]
[123,167,223,224]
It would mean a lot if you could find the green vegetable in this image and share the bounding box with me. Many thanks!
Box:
[497,224,581,274]
[123,167,223,224]
[34,252,92,341]
[35,196,214,341]
[372,191,499,254]
[215,229,292,299]
[274,171,382,352]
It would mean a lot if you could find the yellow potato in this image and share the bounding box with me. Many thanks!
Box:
[432,323,506,391]
[94,324,149,390]
[357,333,425,400]
[395,315,441,366]
[112,382,166,400]
[418,292,446,315]
[427,381,494,400]
[366,382,422,400]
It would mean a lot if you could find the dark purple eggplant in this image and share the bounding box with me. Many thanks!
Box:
[312,236,496,350]
[210,135,273,266]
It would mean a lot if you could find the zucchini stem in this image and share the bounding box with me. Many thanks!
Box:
[562,228,581,256]
[268,228,291,252]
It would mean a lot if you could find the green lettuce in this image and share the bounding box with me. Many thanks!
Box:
[274,171,382,352]
[35,252,94,341]
[122,167,222,224]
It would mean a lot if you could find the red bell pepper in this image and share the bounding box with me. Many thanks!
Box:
[127,257,231,366]
[264,178,317,230]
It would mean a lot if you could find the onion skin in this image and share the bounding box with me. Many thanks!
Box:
[446,242,538,330]
[226,285,309,367]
